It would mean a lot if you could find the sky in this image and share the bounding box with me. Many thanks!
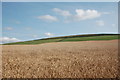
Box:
[1,2,118,43]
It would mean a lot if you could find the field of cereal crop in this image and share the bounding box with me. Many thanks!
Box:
[2,40,119,78]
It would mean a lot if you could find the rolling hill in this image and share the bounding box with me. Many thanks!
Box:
[4,34,120,45]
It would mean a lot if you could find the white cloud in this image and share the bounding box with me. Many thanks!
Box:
[53,8,71,17]
[37,8,102,22]
[37,15,58,22]
[96,20,105,26]
[74,9,101,21]
[0,37,20,44]
[53,8,101,22]
[4,27,13,30]
[44,32,54,37]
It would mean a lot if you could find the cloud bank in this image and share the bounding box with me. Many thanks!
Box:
[53,8,101,22]
[37,8,104,22]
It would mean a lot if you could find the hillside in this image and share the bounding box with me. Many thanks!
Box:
[4,34,120,45]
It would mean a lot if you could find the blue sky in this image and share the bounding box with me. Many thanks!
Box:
[1,2,118,43]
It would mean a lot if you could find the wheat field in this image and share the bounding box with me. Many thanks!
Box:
[2,40,119,78]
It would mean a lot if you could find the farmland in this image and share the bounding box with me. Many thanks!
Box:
[4,34,120,45]
[2,40,119,78]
